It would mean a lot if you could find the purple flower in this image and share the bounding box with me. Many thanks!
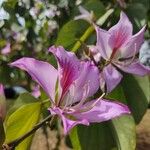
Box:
[31,85,41,98]
[74,6,95,24]
[1,43,11,55]
[10,46,130,134]
[0,84,6,120]
[94,12,150,92]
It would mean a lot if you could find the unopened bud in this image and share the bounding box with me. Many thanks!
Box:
[74,6,96,24]
[0,84,6,120]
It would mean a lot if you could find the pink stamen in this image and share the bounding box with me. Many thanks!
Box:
[75,93,105,113]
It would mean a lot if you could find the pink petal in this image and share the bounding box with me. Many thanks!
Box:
[89,45,101,62]
[116,59,150,76]
[1,43,11,55]
[0,84,6,120]
[119,25,146,58]
[49,46,80,97]
[74,6,93,23]
[31,85,41,98]
[74,99,130,122]
[66,61,99,105]
[10,57,58,101]
[108,11,132,50]
[0,84,4,96]
[49,107,89,134]
[102,64,123,93]
[95,25,112,59]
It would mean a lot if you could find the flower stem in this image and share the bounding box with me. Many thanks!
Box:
[41,99,50,105]
[2,115,52,150]
[71,8,114,53]
[71,26,94,52]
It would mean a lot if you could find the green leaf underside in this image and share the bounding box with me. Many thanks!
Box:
[5,102,41,150]
[108,85,136,150]
[110,116,136,150]
[56,20,89,49]
[122,74,150,123]
[6,92,39,120]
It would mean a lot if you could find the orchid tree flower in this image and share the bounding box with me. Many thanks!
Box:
[74,6,95,24]
[94,11,150,92]
[10,46,130,134]
[1,43,11,55]
[0,84,6,121]
[31,85,41,98]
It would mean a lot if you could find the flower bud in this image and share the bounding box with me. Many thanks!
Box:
[0,84,6,120]
[74,6,95,24]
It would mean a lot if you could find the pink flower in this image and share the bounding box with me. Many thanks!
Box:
[94,12,150,92]
[31,85,41,98]
[1,43,11,55]
[74,6,95,24]
[10,46,130,134]
[0,84,6,120]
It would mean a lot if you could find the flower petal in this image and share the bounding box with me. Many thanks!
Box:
[49,46,80,97]
[0,84,4,96]
[89,45,101,62]
[74,99,130,122]
[116,59,150,76]
[31,85,41,98]
[69,61,99,104]
[0,84,6,120]
[74,6,94,24]
[10,57,58,101]
[102,64,123,93]
[1,43,11,55]
[119,25,146,58]
[95,25,112,59]
[108,11,132,50]
[49,107,89,134]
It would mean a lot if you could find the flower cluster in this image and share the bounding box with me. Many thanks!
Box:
[10,11,150,134]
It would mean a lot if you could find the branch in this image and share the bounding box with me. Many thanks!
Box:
[2,115,52,150]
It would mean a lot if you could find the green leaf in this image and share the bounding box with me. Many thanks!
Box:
[0,64,12,84]
[55,20,89,48]
[122,74,150,123]
[128,3,147,19]
[70,123,115,150]
[3,0,17,8]
[126,3,147,29]
[6,92,39,118]
[69,127,81,150]
[108,86,136,150]
[110,116,136,150]
[5,102,41,150]
[83,0,105,19]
